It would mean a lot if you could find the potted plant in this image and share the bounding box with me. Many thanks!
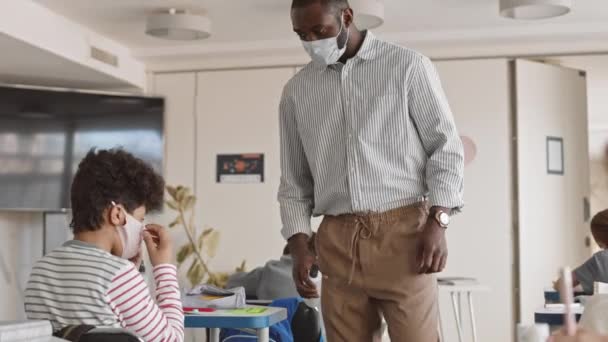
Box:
[165,185,246,288]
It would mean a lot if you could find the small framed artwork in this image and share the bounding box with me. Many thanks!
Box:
[216,153,264,184]
[546,136,564,175]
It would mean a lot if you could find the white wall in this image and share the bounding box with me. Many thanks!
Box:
[515,60,591,323]
[0,212,43,321]
[151,60,516,342]
[149,72,197,283]
[194,68,294,272]
[558,56,608,217]
[151,68,297,342]
[435,59,514,342]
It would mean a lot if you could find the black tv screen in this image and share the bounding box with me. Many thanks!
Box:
[0,85,164,211]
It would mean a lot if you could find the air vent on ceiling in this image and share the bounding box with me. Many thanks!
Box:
[90,46,119,67]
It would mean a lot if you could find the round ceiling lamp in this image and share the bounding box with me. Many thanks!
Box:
[146,8,211,40]
[349,0,385,30]
[499,0,572,19]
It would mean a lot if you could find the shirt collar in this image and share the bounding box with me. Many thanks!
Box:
[356,30,377,61]
[63,239,104,252]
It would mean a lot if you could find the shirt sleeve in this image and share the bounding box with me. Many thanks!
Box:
[278,89,315,239]
[106,264,184,342]
[408,54,465,213]
[574,254,602,294]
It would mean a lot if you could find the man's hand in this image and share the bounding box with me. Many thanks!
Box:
[418,212,448,274]
[143,224,173,267]
[289,233,319,299]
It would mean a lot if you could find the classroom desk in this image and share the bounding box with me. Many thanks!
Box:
[184,306,287,342]
[535,306,584,327]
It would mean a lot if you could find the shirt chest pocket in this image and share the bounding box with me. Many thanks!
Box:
[295,100,344,148]
[357,92,408,138]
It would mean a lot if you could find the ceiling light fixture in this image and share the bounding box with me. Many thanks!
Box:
[499,0,572,19]
[349,0,385,30]
[146,8,211,40]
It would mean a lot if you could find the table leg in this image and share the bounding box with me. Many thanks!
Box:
[209,328,220,342]
[451,292,464,342]
[257,327,270,342]
[458,292,463,327]
[468,292,478,342]
[438,306,445,342]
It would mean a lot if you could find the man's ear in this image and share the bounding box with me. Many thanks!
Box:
[343,8,354,27]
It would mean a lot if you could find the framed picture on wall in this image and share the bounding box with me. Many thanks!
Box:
[216,153,264,184]
[547,136,564,175]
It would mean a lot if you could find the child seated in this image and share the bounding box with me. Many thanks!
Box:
[24,149,184,342]
[565,209,608,294]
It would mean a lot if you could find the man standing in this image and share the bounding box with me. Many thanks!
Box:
[278,0,464,341]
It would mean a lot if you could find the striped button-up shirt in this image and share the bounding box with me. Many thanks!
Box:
[278,31,464,239]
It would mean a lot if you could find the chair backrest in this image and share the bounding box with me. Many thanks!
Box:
[54,325,143,342]
[291,301,321,342]
[79,328,143,342]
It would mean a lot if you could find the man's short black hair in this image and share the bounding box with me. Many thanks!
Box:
[70,148,165,233]
[591,209,608,247]
[291,0,349,12]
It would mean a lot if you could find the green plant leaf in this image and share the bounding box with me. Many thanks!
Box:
[176,186,188,202]
[197,228,214,249]
[204,230,221,259]
[187,260,204,287]
[166,185,177,199]
[166,200,179,211]
[183,195,196,211]
[236,260,247,273]
[169,216,183,228]
[176,244,193,264]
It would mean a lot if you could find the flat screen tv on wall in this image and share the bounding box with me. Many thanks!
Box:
[0,85,164,211]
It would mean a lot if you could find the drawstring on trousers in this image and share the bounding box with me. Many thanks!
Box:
[348,216,372,285]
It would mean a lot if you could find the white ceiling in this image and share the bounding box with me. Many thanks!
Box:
[33,0,608,52]
[0,33,135,90]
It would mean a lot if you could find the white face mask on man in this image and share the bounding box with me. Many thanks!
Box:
[111,201,144,260]
[301,13,350,66]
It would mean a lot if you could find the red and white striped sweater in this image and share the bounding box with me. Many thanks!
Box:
[25,240,184,342]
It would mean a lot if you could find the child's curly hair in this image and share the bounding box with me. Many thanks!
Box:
[70,148,164,232]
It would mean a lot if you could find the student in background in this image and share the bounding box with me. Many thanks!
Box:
[226,243,297,300]
[227,234,316,300]
[556,209,608,294]
[24,149,184,342]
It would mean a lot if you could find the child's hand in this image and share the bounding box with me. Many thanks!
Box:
[553,279,560,291]
[143,224,173,267]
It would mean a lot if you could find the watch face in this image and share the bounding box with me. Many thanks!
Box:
[439,212,450,225]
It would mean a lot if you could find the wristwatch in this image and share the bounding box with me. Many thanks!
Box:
[434,210,451,228]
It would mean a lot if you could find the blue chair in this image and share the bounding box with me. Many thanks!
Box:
[220,298,323,342]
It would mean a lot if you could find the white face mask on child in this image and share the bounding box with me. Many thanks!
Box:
[111,201,144,259]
